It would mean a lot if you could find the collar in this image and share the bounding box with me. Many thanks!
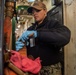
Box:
[32,16,48,29]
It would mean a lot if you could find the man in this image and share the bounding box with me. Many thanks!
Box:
[16,1,71,75]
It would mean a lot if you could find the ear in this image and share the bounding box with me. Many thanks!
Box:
[44,9,47,16]
[44,9,47,14]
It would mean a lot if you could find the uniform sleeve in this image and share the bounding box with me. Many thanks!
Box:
[37,20,71,47]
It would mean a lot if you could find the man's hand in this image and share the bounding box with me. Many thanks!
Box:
[18,30,37,42]
[16,30,37,51]
[16,41,25,51]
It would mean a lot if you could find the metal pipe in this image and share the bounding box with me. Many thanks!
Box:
[0,0,5,75]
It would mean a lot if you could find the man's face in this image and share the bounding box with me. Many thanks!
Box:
[32,8,47,23]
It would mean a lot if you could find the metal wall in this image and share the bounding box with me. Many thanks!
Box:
[63,0,76,75]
